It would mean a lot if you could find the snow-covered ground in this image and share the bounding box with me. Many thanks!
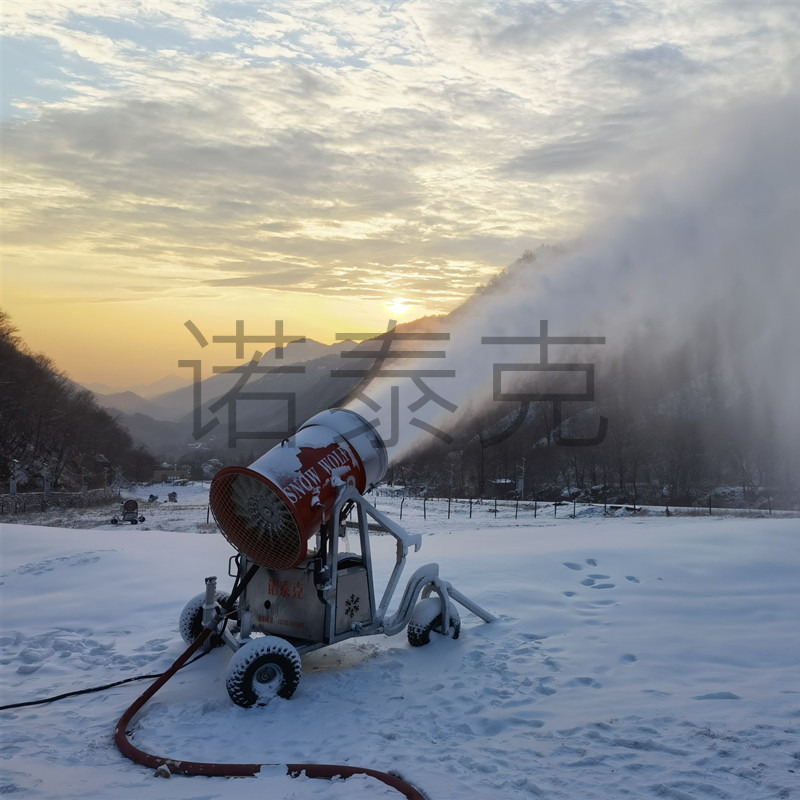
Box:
[1,483,798,799]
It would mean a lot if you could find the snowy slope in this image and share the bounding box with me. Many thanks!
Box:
[1,488,799,799]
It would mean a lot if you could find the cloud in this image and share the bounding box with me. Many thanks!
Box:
[203,260,322,288]
[3,0,800,324]
[502,129,627,177]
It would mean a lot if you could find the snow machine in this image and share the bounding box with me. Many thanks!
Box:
[180,408,495,707]
[111,499,145,525]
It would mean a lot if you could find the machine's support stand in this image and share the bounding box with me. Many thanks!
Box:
[330,484,497,638]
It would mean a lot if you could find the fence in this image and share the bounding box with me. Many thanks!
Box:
[369,492,798,521]
[0,488,120,516]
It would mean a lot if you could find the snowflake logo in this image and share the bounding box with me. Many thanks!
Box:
[344,593,360,618]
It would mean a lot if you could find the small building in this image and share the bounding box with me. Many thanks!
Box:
[152,466,192,483]
[489,478,516,498]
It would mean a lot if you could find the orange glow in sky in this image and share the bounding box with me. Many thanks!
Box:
[3,2,797,388]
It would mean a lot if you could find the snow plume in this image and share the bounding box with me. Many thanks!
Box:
[346,94,800,464]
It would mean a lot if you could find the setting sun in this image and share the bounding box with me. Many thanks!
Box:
[385,297,413,317]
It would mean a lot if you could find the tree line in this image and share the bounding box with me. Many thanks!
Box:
[391,332,799,511]
[0,311,157,491]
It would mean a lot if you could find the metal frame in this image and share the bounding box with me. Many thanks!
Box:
[203,483,495,657]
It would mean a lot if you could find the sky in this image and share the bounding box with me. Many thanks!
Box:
[2,0,799,387]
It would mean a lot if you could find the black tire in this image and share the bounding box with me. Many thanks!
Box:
[407,596,461,647]
[226,637,302,707]
[178,591,232,650]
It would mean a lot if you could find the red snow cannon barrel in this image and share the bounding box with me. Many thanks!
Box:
[209,409,387,570]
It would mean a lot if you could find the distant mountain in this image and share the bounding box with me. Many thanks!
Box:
[107,411,196,462]
[99,338,371,459]
[101,325,455,462]
[82,374,191,398]
[94,390,151,416]
[96,339,356,424]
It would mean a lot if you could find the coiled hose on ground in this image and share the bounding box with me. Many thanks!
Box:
[114,592,429,799]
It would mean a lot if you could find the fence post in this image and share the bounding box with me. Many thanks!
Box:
[423,497,427,520]
[515,499,519,519]
[400,497,405,520]
[534,499,537,519]
[447,497,451,519]
[469,498,473,518]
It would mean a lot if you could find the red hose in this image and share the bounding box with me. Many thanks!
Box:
[114,630,428,799]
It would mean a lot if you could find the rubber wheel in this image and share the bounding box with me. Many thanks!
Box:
[226,636,302,707]
[178,591,232,651]
[407,596,461,647]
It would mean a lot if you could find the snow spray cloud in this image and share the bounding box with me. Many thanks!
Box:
[345,94,800,465]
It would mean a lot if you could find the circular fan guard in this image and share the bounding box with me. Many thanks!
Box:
[210,470,305,570]
[209,409,387,570]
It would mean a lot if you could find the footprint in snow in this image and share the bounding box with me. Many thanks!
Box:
[13,551,109,576]
[536,678,558,696]
[580,577,615,589]
[565,676,603,689]
[134,638,170,653]
[693,692,741,701]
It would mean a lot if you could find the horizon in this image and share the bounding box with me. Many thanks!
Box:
[77,333,361,394]
[3,3,798,386]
